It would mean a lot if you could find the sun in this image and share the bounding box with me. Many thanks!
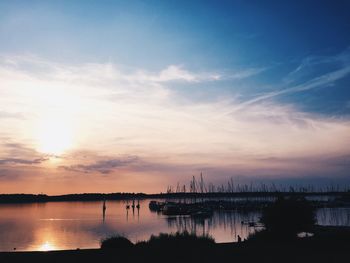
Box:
[32,86,81,156]
[36,114,74,156]
[38,241,57,251]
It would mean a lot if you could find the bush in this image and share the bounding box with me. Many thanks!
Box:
[142,231,215,248]
[101,235,134,250]
[260,197,316,239]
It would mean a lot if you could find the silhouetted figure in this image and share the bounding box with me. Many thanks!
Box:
[237,235,242,243]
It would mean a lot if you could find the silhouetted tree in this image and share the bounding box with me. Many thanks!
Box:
[101,235,134,250]
[141,231,215,249]
[260,197,316,239]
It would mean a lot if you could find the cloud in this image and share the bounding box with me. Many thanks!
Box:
[233,48,350,110]
[0,53,350,193]
[1,142,39,157]
[0,157,48,165]
[227,67,266,80]
[152,65,263,82]
[59,156,139,174]
[0,141,49,167]
[254,153,350,169]
[0,54,264,93]
[0,169,22,180]
[155,65,201,82]
[285,47,350,83]
[0,111,25,119]
[237,66,350,109]
[0,54,221,84]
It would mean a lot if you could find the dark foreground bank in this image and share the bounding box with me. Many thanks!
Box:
[1,226,350,263]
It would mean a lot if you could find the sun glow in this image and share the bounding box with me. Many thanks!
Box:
[30,86,81,156]
[38,241,56,251]
[36,114,74,155]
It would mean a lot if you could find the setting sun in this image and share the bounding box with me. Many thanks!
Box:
[36,115,74,155]
[37,241,56,251]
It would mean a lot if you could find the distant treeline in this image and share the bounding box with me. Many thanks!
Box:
[0,191,349,203]
[0,193,146,203]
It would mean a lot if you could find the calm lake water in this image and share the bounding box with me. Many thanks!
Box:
[0,199,349,251]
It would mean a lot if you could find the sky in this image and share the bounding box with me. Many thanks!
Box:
[0,0,350,194]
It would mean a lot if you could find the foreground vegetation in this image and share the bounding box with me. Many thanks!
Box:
[1,227,350,263]
[101,231,215,250]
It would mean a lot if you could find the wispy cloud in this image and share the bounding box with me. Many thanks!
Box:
[0,157,48,165]
[59,156,139,174]
[232,49,350,111]
[284,47,350,83]
[0,141,49,168]
[0,54,220,84]
[248,66,349,105]
[227,67,266,80]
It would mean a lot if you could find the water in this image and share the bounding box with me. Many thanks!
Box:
[0,199,348,251]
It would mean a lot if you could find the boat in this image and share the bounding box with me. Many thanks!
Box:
[162,203,191,216]
[190,209,213,219]
[149,201,164,212]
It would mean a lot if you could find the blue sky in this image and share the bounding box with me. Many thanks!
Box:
[1,0,349,114]
[0,0,350,193]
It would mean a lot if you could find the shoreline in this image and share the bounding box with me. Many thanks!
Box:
[0,191,347,204]
[1,225,350,253]
[1,236,350,263]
